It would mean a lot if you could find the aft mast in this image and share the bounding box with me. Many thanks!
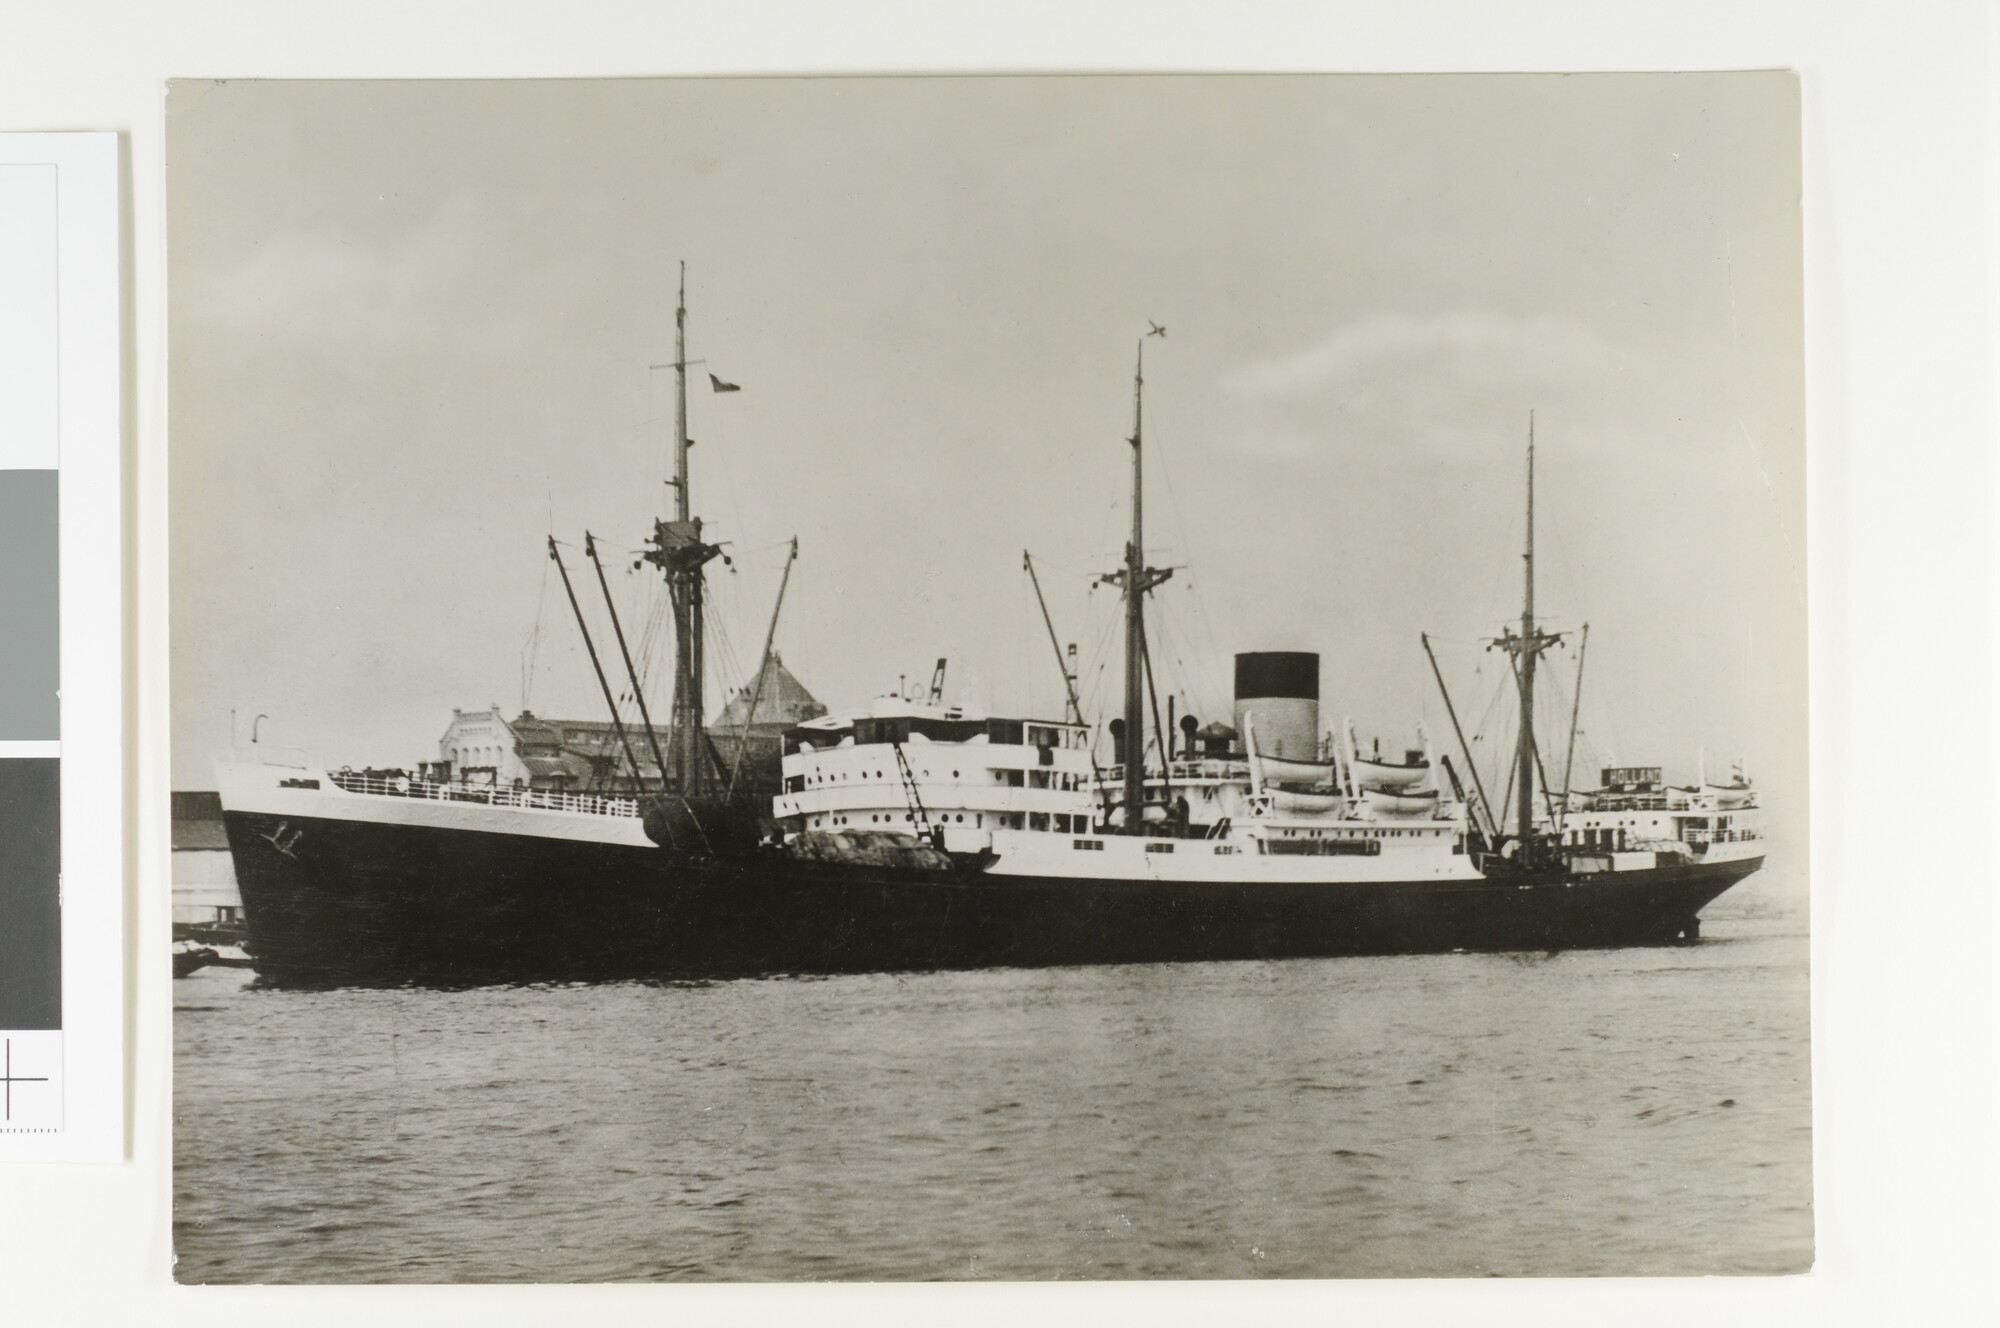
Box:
[1099,329,1172,831]
[645,262,725,795]
[1494,412,1561,843]
[1518,414,1538,840]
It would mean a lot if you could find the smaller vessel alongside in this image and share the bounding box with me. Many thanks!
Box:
[173,939,255,979]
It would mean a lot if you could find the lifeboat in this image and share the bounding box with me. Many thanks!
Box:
[1361,786,1439,818]
[1350,754,1430,791]
[1249,750,1336,784]
[1703,782,1753,809]
[1267,785,1343,814]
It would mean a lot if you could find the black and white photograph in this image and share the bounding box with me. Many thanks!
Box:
[168,72,1810,1282]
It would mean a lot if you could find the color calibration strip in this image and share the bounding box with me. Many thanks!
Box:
[0,134,119,1161]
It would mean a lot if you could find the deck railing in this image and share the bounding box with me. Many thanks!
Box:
[325,770,641,819]
[1101,760,1250,784]
[1684,827,1763,846]
[1590,795,1672,811]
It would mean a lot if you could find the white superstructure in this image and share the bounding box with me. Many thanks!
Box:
[773,694,1489,883]
[1558,765,1766,869]
[772,693,1765,886]
[774,696,1099,845]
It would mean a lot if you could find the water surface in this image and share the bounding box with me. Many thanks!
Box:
[174,901,1811,1282]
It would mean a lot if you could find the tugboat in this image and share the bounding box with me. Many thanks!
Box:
[215,324,1763,987]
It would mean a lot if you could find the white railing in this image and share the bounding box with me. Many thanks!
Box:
[325,770,641,819]
[1591,795,1671,811]
[1684,827,1763,845]
[1102,760,1245,784]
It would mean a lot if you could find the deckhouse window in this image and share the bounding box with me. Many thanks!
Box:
[986,720,1023,745]
[910,717,982,743]
[785,726,853,755]
[854,718,911,747]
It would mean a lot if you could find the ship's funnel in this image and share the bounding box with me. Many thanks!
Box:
[1233,652,1319,761]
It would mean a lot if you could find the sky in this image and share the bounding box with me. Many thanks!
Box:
[167,73,1805,884]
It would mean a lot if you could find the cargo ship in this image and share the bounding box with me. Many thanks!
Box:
[216,323,1763,987]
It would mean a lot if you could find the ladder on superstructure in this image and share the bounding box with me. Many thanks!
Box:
[889,741,941,848]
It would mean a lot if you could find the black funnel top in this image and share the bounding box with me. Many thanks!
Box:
[1234,651,1319,701]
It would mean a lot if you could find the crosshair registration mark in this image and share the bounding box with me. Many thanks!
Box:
[3,1039,49,1121]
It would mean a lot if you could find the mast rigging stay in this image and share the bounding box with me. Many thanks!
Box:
[1024,551,1112,823]
[1558,623,1589,837]
[548,537,645,793]
[585,532,670,788]
[1422,631,1499,842]
[726,536,800,798]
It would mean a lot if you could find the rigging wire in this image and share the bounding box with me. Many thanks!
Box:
[1141,389,1235,720]
[520,551,552,713]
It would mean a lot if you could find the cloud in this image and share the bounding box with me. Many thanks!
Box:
[1217,311,1615,460]
[174,194,605,363]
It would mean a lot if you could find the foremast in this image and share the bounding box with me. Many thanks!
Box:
[644,262,726,795]
[1098,331,1172,830]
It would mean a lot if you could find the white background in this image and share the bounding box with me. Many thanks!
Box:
[0,1,1993,1324]
[0,163,58,469]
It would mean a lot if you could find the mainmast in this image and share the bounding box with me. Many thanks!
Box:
[1099,331,1172,831]
[645,262,725,795]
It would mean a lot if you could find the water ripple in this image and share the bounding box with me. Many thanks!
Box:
[175,914,1812,1281]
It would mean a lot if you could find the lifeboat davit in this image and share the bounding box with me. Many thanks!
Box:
[1361,786,1439,818]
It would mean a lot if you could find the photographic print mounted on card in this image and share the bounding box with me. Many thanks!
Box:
[169,73,1809,1280]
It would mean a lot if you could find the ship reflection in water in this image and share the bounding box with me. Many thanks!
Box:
[173,895,1810,1283]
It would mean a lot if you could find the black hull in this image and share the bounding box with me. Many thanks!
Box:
[224,809,1760,989]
